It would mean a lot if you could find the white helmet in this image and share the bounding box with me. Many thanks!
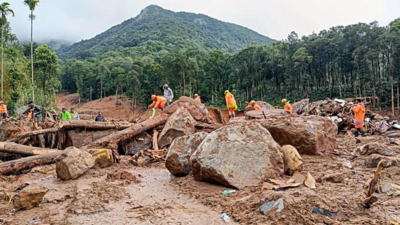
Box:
[163,84,169,89]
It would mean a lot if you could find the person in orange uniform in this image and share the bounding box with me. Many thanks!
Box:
[0,101,8,119]
[224,90,237,120]
[352,99,366,137]
[194,94,201,103]
[281,99,293,114]
[149,95,167,110]
[248,100,261,110]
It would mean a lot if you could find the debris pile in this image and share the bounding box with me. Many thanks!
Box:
[298,98,399,134]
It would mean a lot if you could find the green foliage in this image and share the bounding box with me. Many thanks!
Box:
[60,18,400,109]
[57,5,274,59]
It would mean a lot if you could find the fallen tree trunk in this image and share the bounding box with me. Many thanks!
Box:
[0,151,61,174]
[0,142,61,156]
[8,128,59,143]
[59,120,134,130]
[81,114,170,150]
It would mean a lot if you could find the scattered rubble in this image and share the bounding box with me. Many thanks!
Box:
[260,198,284,214]
[56,147,95,181]
[364,154,399,168]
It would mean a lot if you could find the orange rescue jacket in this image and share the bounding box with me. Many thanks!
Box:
[149,96,167,109]
[353,103,366,128]
[225,93,237,110]
[284,103,293,113]
[195,96,201,103]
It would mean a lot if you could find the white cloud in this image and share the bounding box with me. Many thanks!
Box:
[8,0,400,43]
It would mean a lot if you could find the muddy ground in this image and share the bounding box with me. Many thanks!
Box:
[1,135,399,224]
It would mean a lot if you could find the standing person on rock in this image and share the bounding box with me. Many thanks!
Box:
[194,94,201,103]
[224,90,237,120]
[61,108,71,120]
[0,101,9,119]
[149,95,167,111]
[352,99,366,137]
[71,108,80,120]
[248,100,261,110]
[163,84,173,108]
[282,99,293,114]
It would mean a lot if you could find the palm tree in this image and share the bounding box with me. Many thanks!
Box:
[24,0,39,102]
[0,2,14,101]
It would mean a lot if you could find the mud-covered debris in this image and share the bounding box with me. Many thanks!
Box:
[356,142,396,156]
[317,172,349,183]
[260,198,284,214]
[312,206,340,217]
[121,132,152,156]
[158,107,197,149]
[364,154,399,168]
[191,122,283,189]
[165,132,208,177]
[56,147,95,181]
[132,148,168,166]
[13,183,49,210]
[281,145,303,176]
[88,149,114,168]
[107,170,140,183]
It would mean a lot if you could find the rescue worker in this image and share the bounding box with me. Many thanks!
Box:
[61,108,71,120]
[352,99,366,137]
[281,99,293,114]
[149,95,168,110]
[28,101,42,122]
[248,100,261,110]
[224,90,237,120]
[0,101,8,119]
[194,94,201,103]
[71,108,80,120]
[95,112,105,122]
[163,84,173,108]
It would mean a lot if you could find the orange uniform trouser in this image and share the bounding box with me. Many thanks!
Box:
[159,99,167,110]
[228,107,236,112]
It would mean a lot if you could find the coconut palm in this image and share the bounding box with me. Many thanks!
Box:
[0,2,14,100]
[24,0,39,101]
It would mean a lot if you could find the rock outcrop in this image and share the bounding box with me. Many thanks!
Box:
[13,183,49,210]
[164,96,213,123]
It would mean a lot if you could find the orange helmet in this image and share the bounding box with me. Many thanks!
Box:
[151,95,156,101]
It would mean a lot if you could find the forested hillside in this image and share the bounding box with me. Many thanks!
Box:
[57,5,274,59]
[60,18,400,110]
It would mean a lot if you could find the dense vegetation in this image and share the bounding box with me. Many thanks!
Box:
[60,17,400,111]
[1,24,60,115]
[57,5,274,59]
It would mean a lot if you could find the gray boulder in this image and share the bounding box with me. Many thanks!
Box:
[165,132,209,176]
[56,147,95,181]
[190,122,283,189]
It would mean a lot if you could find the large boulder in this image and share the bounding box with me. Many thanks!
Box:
[164,96,213,123]
[190,122,283,189]
[165,132,209,176]
[292,99,309,114]
[158,107,197,149]
[245,109,286,120]
[56,147,95,181]
[13,183,49,210]
[259,116,337,155]
[244,101,275,113]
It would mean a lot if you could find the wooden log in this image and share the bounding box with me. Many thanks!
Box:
[153,129,159,151]
[8,128,59,143]
[0,142,61,156]
[81,114,169,150]
[0,151,62,174]
[362,160,384,208]
[59,120,134,130]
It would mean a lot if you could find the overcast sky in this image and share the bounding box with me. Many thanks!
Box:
[8,0,400,43]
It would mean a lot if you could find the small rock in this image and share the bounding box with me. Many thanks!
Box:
[88,149,114,168]
[56,147,95,181]
[364,154,398,168]
[260,198,284,214]
[281,145,303,176]
[13,183,49,210]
